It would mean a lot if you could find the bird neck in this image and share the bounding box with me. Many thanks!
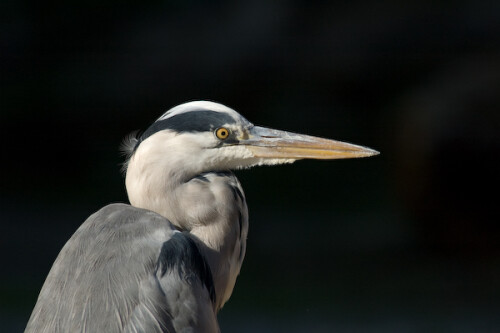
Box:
[125,147,248,310]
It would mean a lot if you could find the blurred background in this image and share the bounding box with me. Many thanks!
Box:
[1,0,499,331]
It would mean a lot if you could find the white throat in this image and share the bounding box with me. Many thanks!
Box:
[124,130,249,310]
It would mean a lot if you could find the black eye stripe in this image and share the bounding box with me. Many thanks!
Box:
[137,110,237,147]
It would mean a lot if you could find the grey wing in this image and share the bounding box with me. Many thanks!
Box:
[25,203,219,333]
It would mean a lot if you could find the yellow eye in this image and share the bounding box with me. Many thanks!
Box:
[215,127,230,140]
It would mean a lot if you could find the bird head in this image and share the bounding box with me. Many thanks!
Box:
[123,101,378,181]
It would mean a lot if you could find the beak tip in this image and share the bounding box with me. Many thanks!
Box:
[358,148,379,158]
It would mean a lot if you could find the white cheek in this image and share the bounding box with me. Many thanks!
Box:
[181,132,219,149]
[254,158,296,166]
[214,146,254,169]
[223,145,255,159]
[217,145,296,169]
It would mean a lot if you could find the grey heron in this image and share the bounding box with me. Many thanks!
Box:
[25,101,378,332]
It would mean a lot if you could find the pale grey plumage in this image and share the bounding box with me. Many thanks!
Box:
[25,204,221,333]
[25,101,378,333]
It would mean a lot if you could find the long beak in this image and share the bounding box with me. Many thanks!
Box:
[241,126,379,160]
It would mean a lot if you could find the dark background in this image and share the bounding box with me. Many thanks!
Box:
[2,1,500,331]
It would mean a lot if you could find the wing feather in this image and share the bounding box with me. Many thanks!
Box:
[25,204,218,333]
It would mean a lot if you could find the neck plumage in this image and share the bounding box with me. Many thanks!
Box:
[124,140,248,310]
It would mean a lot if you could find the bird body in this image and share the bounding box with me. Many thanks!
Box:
[26,204,220,332]
[25,101,378,332]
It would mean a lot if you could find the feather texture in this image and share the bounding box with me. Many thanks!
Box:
[25,204,219,333]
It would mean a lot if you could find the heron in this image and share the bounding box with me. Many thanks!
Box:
[25,101,378,332]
